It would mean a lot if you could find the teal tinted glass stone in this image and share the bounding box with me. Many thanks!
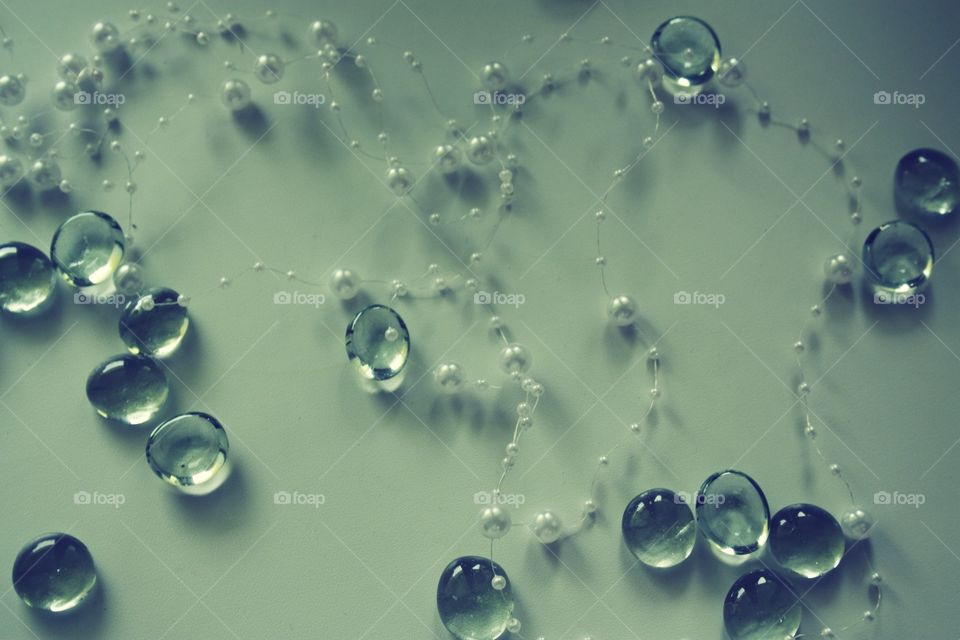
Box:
[895,148,959,219]
[85,354,169,425]
[650,16,721,88]
[696,470,770,556]
[0,242,57,315]
[147,412,229,491]
[723,569,800,640]
[769,503,844,579]
[119,287,189,358]
[12,533,96,612]
[862,220,934,295]
[437,556,513,640]
[345,304,410,380]
[621,488,697,568]
[50,211,124,287]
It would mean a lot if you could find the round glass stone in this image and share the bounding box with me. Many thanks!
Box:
[119,287,190,358]
[895,148,959,219]
[769,503,844,579]
[650,16,721,89]
[0,242,58,315]
[723,569,800,640]
[50,210,125,287]
[345,304,410,381]
[696,469,770,556]
[11,533,96,612]
[862,220,934,295]
[621,488,697,568]
[147,412,229,492]
[86,354,169,425]
[437,556,513,640]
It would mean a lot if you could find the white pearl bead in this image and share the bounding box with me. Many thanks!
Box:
[481,61,509,90]
[220,78,251,112]
[583,499,597,514]
[466,135,495,165]
[140,296,155,311]
[634,58,663,85]
[330,268,359,300]
[841,507,876,540]
[386,166,413,195]
[310,19,338,46]
[718,57,746,87]
[254,53,285,84]
[433,144,461,174]
[51,80,80,111]
[824,253,855,284]
[177,294,190,307]
[91,21,121,53]
[506,442,519,457]
[479,506,511,539]
[490,575,507,591]
[607,294,638,326]
[531,511,563,544]
[434,363,465,394]
[650,100,665,115]
[500,343,531,375]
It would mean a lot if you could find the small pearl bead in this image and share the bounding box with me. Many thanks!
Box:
[598,456,608,466]
[506,443,519,457]
[798,382,811,395]
[330,268,360,300]
[851,176,862,188]
[531,511,563,544]
[804,425,817,438]
[649,388,660,398]
[583,499,597,514]
[253,262,264,272]
[793,341,805,353]
[810,304,822,317]
[384,327,399,342]
[871,572,882,584]
[491,575,507,590]
[829,463,841,475]
[479,506,511,539]
[863,611,875,621]
[177,294,190,307]
[630,423,640,433]
[824,253,855,285]
[820,628,834,638]
[219,277,230,287]
[595,256,606,267]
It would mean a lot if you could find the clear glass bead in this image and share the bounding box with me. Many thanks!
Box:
[894,148,958,219]
[862,220,934,295]
[254,53,285,84]
[696,469,770,556]
[0,242,58,315]
[50,211,125,287]
[147,412,230,493]
[345,304,410,380]
[437,556,514,640]
[621,488,697,568]
[86,354,168,425]
[650,16,721,91]
[769,504,844,578]
[12,533,97,612]
[723,569,801,640]
[119,287,190,358]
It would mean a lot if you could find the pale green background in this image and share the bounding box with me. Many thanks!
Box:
[0,1,957,638]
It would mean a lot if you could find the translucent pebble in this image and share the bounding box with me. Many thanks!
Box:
[769,504,844,578]
[621,488,697,567]
[696,469,770,555]
[862,220,934,296]
[895,148,958,219]
[12,533,96,612]
[437,556,514,640]
[146,412,230,493]
[50,211,125,287]
[0,242,58,315]
[86,354,169,425]
[723,569,801,640]
[650,16,721,90]
[119,287,190,358]
[345,304,410,381]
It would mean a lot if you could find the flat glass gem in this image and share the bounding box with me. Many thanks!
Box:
[86,354,169,425]
[769,503,844,579]
[862,220,934,295]
[0,242,58,315]
[345,304,410,380]
[12,533,96,612]
[723,569,800,640]
[621,488,697,568]
[895,148,959,219]
[119,287,190,358]
[696,469,770,556]
[437,556,514,640]
[50,211,125,287]
[146,412,229,491]
[650,16,721,88]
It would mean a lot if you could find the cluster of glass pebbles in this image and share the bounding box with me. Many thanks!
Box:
[619,470,848,640]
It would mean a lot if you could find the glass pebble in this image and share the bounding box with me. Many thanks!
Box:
[146,412,230,492]
[50,211,125,287]
[894,148,958,219]
[621,488,697,568]
[345,304,410,381]
[650,16,721,90]
[696,469,770,556]
[437,556,514,640]
[12,533,96,612]
[769,503,844,578]
[862,220,934,295]
[0,242,58,315]
[723,569,800,640]
[119,287,189,358]
[86,354,168,425]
